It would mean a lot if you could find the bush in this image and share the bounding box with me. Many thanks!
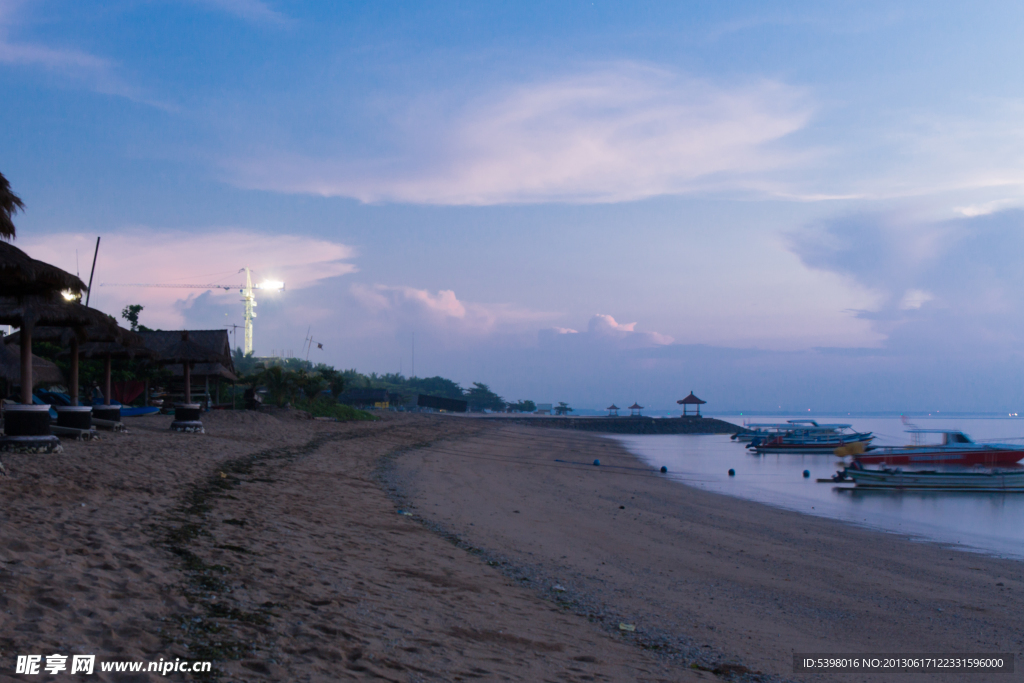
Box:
[298,397,376,421]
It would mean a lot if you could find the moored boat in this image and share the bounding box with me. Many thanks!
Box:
[851,430,1024,467]
[841,464,1024,491]
[749,421,873,454]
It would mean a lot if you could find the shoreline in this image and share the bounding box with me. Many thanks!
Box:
[392,420,1024,682]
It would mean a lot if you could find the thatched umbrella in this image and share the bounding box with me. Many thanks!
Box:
[0,342,64,387]
[0,171,24,241]
[9,321,143,406]
[0,242,86,297]
[156,331,230,405]
[77,333,153,413]
[0,294,109,404]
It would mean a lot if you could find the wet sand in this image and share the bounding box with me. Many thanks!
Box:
[393,422,1024,683]
[0,412,712,682]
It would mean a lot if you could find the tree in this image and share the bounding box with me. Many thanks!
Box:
[121,304,144,331]
[507,400,536,413]
[554,402,573,415]
[0,171,24,241]
[464,382,505,412]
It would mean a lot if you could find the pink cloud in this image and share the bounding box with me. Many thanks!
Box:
[587,314,674,346]
[18,228,356,329]
[350,284,557,336]
[224,63,811,205]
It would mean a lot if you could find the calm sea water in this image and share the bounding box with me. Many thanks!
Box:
[616,416,1024,560]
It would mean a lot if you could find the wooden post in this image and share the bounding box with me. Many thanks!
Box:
[216,376,221,405]
[205,374,210,409]
[184,362,192,405]
[19,319,33,404]
[70,336,79,406]
[103,352,112,406]
[144,378,149,407]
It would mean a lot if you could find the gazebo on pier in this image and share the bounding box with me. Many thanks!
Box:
[607,403,620,416]
[677,391,706,417]
[628,402,643,417]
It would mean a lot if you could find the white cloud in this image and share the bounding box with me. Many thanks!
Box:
[224,63,812,205]
[18,228,356,329]
[899,288,933,310]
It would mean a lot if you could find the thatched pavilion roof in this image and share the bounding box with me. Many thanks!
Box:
[0,342,64,385]
[137,330,234,371]
[0,242,86,297]
[0,171,24,241]
[0,294,117,330]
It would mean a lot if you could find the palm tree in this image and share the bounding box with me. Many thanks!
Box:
[0,171,25,241]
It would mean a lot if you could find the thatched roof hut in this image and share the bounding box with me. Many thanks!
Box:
[138,330,233,406]
[0,242,86,297]
[0,342,63,386]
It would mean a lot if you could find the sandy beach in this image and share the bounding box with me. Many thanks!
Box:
[1,412,1022,682]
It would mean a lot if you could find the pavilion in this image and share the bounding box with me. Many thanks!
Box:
[607,403,620,416]
[628,402,643,417]
[677,391,706,417]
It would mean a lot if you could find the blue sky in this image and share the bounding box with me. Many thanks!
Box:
[5,0,1024,412]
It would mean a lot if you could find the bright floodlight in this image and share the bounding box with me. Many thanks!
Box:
[259,280,285,291]
[61,290,78,301]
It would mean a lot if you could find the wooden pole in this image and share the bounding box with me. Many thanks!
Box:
[70,336,79,406]
[19,319,33,404]
[103,352,112,406]
[184,362,191,405]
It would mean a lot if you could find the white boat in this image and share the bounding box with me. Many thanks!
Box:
[841,465,1024,491]
[849,429,1024,467]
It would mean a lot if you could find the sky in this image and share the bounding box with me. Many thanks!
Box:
[4,0,1024,413]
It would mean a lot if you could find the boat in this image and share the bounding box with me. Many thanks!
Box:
[840,464,1024,491]
[732,420,822,443]
[748,421,874,454]
[850,430,1024,467]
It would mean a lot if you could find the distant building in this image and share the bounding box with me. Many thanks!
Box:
[628,402,643,416]
[337,388,394,409]
[607,404,620,416]
[416,394,468,413]
[535,403,553,415]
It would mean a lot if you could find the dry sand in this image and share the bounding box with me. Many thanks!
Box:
[1,412,711,682]
[1,413,1021,682]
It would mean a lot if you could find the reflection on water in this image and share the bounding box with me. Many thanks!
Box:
[616,416,1024,560]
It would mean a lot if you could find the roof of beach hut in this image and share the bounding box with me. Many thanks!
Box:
[141,330,231,366]
[0,242,87,297]
[607,404,620,410]
[628,402,643,410]
[677,391,706,405]
[137,330,234,372]
[0,294,116,330]
[0,341,64,385]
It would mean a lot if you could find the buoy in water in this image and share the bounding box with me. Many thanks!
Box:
[803,470,811,478]
[660,466,668,473]
[593,459,600,466]
[728,469,735,476]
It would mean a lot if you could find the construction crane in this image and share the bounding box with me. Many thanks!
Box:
[101,266,284,355]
